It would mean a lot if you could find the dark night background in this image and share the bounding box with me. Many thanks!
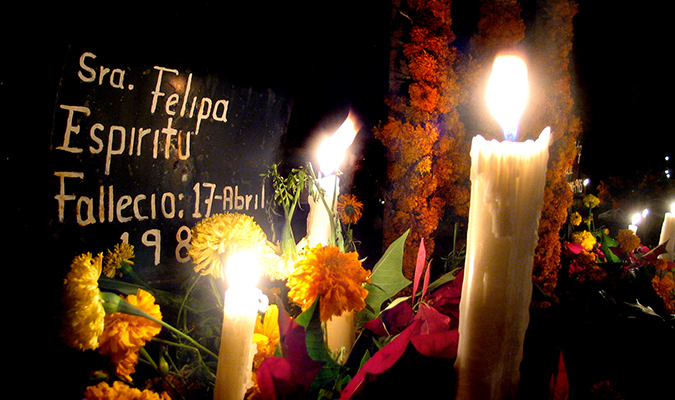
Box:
[4,1,673,258]
[2,0,672,397]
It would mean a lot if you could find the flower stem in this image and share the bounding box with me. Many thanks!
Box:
[176,274,201,332]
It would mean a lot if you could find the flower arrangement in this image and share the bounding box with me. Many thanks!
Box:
[549,194,675,399]
[59,241,224,399]
[59,163,466,400]
[558,194,675,315]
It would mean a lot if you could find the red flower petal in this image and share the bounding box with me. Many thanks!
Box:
[410,330,459,358]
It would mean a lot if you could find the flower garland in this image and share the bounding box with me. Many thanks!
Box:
[377,0,461,280]
[460,0,581,304]
[528,0,582,304]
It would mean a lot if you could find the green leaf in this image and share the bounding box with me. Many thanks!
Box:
[99,278,215,314]
[357,229,412,326]
[599,231,621,263]
[297,298,346,393]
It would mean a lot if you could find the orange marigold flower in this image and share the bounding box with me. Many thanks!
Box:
[98,289,162,381]
[407,52,439,85]
[409,82,439,113]
[654,259,669,271]
[287,245,370,322]
[653,275,675,300]
[83,380,171,400]
[337,194,364,225]
[616,229,641,254]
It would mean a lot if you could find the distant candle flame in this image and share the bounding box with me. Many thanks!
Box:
[486,55,529,141]
[317,110,360,175]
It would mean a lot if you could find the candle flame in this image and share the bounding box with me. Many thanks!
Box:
[486,55,529,141]
[631,213,642,226]
[224,251,261,288]
[317,110,360,175]
[671,202,675,213]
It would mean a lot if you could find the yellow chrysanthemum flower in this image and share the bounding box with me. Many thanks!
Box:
[571,230,596,252]
[583,194,600,209]
[337,194,364,225]
[98,289,162,381]
[83,380,171,400]
[103,242,135,278]
[569,211,582,226]
[252,304,280,370]
[61,252,105,351]
[287,245,370,322]
[188,212,279,280]
[616,229,641,253]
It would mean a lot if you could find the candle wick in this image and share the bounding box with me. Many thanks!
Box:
[503,129,517,142]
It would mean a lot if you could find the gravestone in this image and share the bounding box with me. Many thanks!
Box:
[48,45,290,283]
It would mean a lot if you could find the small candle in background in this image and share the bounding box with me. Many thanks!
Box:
[628,212,642,233]
[659,202,675,261]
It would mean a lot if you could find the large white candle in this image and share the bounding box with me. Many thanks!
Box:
[658,203,675,261]
[455,55,550,400]
[214,253,263,400]
[306,110,359,359]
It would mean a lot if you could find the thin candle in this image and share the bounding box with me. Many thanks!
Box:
[214,252,263,400]
[306,110,359,248]
[628,212,642,233]
[306,110,360,359]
